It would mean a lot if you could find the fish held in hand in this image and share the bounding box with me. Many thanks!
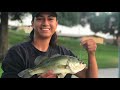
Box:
[18,54,86,78]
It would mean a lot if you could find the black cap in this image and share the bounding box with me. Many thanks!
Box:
[32,12,57,19]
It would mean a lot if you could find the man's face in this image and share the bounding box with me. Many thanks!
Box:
[32,12,58,39]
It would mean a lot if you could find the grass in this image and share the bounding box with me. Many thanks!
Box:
[57,37,118,69]
[8,30,29,47]
[57,37,87,60]
[0,30,119,77]
[96,44,118,68]
[0,64,3,76]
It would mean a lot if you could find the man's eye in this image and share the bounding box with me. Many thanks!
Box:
[36,18,42,20]
[49,18,54,20]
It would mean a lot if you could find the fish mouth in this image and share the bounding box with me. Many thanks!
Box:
[67,61,86,74]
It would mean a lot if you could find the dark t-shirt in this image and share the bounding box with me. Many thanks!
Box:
[1,41,76,78]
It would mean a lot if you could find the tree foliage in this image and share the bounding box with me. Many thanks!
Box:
[89,12,109,33]
[57,12,120,45]
[57,12,80,26]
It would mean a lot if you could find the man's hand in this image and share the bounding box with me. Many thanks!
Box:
[79,38,98,78]
[39,70,57,78]
[81,39,97,55]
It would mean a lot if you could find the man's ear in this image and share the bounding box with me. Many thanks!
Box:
[56,20,58,26]
[31,21,34,27]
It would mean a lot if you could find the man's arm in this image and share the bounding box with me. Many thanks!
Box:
[1,48,24,78]
[75,39,98,78]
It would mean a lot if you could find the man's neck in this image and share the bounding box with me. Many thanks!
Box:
[32,38,51,52]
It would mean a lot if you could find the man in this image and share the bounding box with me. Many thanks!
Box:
[1,12,98,78]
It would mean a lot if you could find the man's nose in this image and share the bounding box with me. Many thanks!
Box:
[42,18,49,26]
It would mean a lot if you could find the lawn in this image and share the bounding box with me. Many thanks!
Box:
[8,30,29,47]
[0,30,119,77]
[0,64,3,76]
[57,37,118,68]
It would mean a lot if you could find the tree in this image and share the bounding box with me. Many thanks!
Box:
[89,12,109,33]
[105,12,120,45]
[88,12,120,45]
[0,12,27,61]
[57,12,80,26]
[0,12,8,61]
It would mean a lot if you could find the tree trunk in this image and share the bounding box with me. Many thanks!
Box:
[113,35,120,46]
[117,36,120,46]
[0,12,8,62]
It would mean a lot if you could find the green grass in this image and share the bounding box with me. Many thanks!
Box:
[0,31,119,77]
[58,37,118,69]
[0,64,3,76]
[96,44,118,68]
[57,37,87,60]
[8,30,29,47]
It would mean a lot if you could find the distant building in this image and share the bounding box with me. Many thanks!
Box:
[80,35,104,44]
[17,25,32,33]
[8,13,32,33]
[57,24,116,44]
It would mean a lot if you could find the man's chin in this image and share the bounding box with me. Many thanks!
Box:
[40,35,52,39]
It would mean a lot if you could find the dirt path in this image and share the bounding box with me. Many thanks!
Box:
[72,68,119,78]
[98,68,118,78]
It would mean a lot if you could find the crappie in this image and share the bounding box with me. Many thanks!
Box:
[18,54,86,78]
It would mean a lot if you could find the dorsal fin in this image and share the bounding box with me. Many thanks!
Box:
[50,54,61,58]
[34,56,49,66]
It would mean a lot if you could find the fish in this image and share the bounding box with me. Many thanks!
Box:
[18,54,86,78]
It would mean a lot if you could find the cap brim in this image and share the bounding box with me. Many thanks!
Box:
[32,12,57,18]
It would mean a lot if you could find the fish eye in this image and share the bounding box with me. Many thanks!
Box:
[80,61,84,64]
[65,65,69,69]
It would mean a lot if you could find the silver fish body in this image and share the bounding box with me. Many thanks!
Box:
[18,54,86,78]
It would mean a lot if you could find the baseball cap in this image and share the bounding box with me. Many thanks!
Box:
[32,12,57,19]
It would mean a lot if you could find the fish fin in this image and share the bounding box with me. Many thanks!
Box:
[50,54,61,59]
[57,73,66,78]
[34,56,49,66]
[18,69,32,78]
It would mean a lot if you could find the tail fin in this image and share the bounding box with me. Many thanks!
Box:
[18,69,33,78]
